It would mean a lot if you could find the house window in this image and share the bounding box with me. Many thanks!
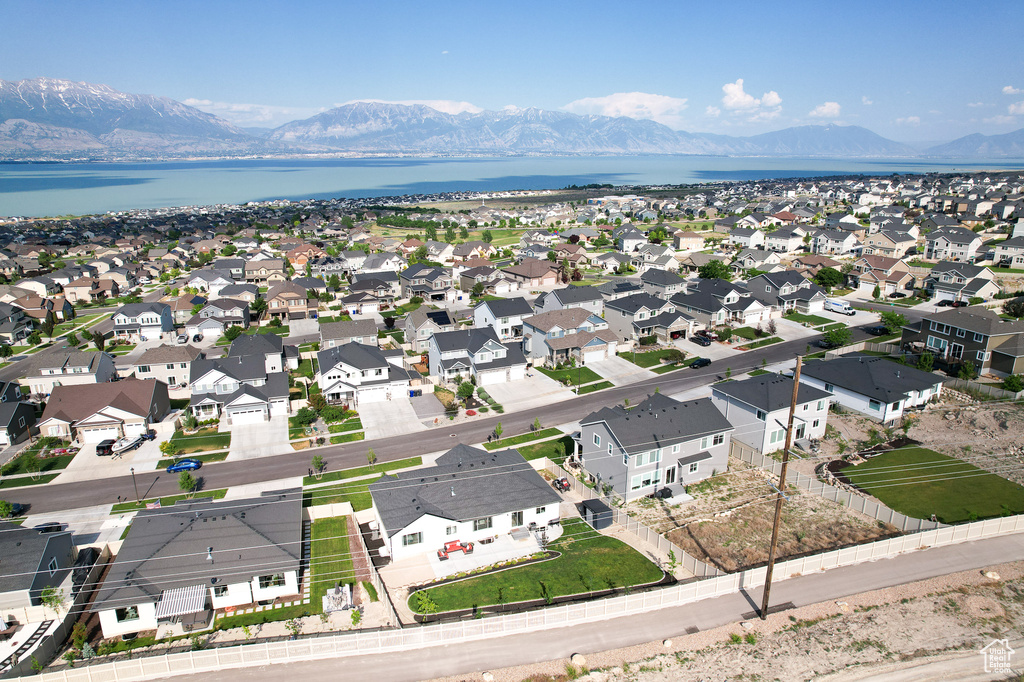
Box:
[672,444,680,454]
[926,336,948,352]
[755,410,766,421]
[813,419,820,428]
[115,607,139,623]
[473,517,493,532]
[974,333,984,342]
[635,452,646,467]
[608,443,612,455]
[17,417,24,428]
[955,328,965,338]
[976,350,990,361]
[446,525,457,536]
[689,462,699,474]
[868,399,882,412]
[166,363,175,370]
[817,400,825,411]
[213,584,229,598]
[623,453,629,466]
[824,383,834,393]
[593,434,601,447]
[48,557,58,576]
[258,573,286,588]
[536,506,546,514]
[713,434,724,446]
[769,429,786,445]
[401,532,423,546]
[48,426,61,436]
[138,365,150,373]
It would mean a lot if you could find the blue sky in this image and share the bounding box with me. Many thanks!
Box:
[4,0,1023,142]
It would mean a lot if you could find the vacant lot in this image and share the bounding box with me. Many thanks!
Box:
[841,446,1024,523]
[629,458,898,573]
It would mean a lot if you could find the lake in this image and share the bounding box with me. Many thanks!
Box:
[1,155,1022,218]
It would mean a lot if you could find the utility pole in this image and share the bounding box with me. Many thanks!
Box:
[760,355,802,620]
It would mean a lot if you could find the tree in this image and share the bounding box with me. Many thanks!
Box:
[0,344,12,359]
[367,448,377,470]
[311,454,325,479]
[413,245,428,262]
[192,303,205,315]
[0,500,12,518]
[224,325,244,341]
[328,274,342,290]
[383,316,396,330]
[425,225,438,242]
[872,284,881,300]
[471,282,485,297]
[1002,298,1024,319]
[159,440,180,457]
[178,471,197,496]
[41,587,66,616]
[823,327,852,347]
[571,268,583,281]
[456,381,474,403]
[221,244,237,256]
[697,259,732,280]
[444,226,456,243]
[294,407,318,426]
[916,352,934,372]
[308,392,327,412]
[547,250,557,262]
[67,332,79,347]
[814,267,843,291]
[459,225,469,239]
[250,298,267,319]
[532,417,542,432]
[26,331,41,346]
[880,311,907,334]
[92,332,105,351]
[1002,374,1024,392]
[481,229,493,243]
[494,422,503,440]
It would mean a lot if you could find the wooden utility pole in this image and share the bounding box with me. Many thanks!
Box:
[760,356,802,620]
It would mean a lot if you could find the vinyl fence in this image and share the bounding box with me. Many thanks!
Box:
[824,341,898,359]
[729,441,943,533]
[943,377,1023,401]
[29,514,1024,682]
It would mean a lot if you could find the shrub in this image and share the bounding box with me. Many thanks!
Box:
[268,317,283,328]
[639,335,657,346]
[294,407,318,426]
[1002,374,1024,392]
[223,326,244,341]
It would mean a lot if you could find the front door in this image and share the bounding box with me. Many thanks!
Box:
[795,424,806,440]
[511,511,523,527]
[950,343,964,360]
[664,466,676,485]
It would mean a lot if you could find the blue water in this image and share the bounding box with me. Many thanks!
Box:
[1,156,1021,218]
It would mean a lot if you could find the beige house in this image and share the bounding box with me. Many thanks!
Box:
[266,282,318,320]
[133,345,203,388]
[37,379,170,443]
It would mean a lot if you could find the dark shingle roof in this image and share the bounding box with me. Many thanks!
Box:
[478,297,533,318]
[712,374,831,412]
[580,394,732,454]
[801,357,941,402]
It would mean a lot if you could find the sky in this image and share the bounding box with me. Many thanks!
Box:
[3,0,1023,143]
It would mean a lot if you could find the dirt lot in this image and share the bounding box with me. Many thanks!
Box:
[430,560,1024,682]
[813,401,1024,486]
[626,457,898,573]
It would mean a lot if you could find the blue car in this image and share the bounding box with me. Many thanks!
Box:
[166,458,203,473]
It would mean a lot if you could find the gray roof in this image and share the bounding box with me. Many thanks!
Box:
[318,342,389,371]
[190,355,269,383]
[135,344,203,365]
[431,326,503,354]
[478,296,533,318]
[712,374,831,412]
[20,350,107,377]
[116,302,170,318]
[640,268,686,286]
[369,445,560,537]
[320,318,378,341]
[925,307,1024,336]
[800,357,941,403]
[580,394,733,454]
[93,493,301,610]
[550,285,604,304]
[605,292,671,315]
[227,332,284,357]
[0,521,73,593]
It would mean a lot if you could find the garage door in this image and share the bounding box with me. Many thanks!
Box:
[583,347,608,363]
[477,369,504,386]
[228,408,267,425]
[81,426,121,443]
[357,386,390,404]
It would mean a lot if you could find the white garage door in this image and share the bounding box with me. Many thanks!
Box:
[357,386,390,404]
[583,347,608,363]
[229,408,267,425]
[477,369,505,386]
[123,422,148,437]
[81,425,121,443]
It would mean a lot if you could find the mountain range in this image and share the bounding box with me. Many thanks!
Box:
[1,78,1021,160]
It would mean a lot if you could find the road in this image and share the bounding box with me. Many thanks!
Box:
[6,322,887,514]
[166,531,1024,682]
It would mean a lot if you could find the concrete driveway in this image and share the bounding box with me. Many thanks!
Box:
[360,399,427,439]
[481,373,575,412]
[226,415,290,460]
[53,439,163,483]
[586,355,657,386]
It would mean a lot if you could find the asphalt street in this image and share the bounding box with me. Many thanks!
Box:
[5,318,906,514]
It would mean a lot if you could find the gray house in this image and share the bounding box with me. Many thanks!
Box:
[577,393,733,502]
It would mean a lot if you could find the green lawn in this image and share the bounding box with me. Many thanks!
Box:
[731,326,759,341]
[749,368,771,377]
[216,326,290,345]
[484,427,563,451]
[843,447,1024,523]
[537,366,602,386]
[327,417,363,434]
[111,488,228,514]
[309,516,355,602]
[303,456,422,486]
[516,435,575,464]
[304,474,384,510]
[651,364,681,375]
[0,474,60,489]
[393,301,423,316]
[169,428,231,454]
[577,380,614,393]
[1,453,75,476]
[742,336,783,349]
[619,349,684,368]
[410,519,662,613]
[329,432,366,445]
[786,312,833,326]
[156,452,229,468]
[295,359,314,379]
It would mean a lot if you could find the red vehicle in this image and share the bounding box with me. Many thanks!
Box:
[553,477,571,492]
[437,540,474,560]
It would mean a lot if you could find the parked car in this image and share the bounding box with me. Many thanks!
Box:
[690,357,712,369]
[951,300,967,307]
[3,502,27,518]
[95,439,116,457]
[936,299,955,307]
[887,292,908,299]
[34,522,66,534]
[141,430,157,441]
[176,334,188,344]
[690,335,712,347]
[166,458,203,473]
[865,325,890,336]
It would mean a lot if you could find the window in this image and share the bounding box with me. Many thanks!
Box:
[930,321,951,335]
[926,336,948,352]
[593,434,601,447]
[115,607,139,623]
[608,443,612,455]
[511,511,523,526]
[651,449,662,463]
[213,584,229,598]
[891,401,900,410]
[401,532,423,546]
[689,462,699,474]
[817,400,825,411]
[713,434,724,446]
[755,410,766,421]
[623,453,629,466]
[258,573,286,588]
[137,365,150,373]
[48,426,61,437]
[48,557,58,576]
[700,436,710,450]
[868,399,881,412]
[824,383,834,392]
[974,332,985,343]
[955,328,965,338]
[635,452,646,467]
[180,363,188,369]
[473,517,493,531]
[630,470,662,490]
[976,350,990,362]
[536,506,546,514]
[446,525,457,536]
[813,419,820,428]
[672,444,680,454]
[769,429,786,445]
[17,417,24,428]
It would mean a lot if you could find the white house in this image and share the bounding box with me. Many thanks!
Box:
[472,297,534,342]
[428,327,528,385]
[188,356,289,425]
[18,350,117,395]
[799,357,943,424]
[316,342,416,406]
[112,302,174,341]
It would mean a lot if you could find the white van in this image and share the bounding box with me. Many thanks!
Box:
[824,299,855,316]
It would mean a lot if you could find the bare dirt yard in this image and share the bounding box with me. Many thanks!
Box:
[430,560,1024,682]
[625,457,899,573]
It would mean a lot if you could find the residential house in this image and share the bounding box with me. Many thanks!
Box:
[993,236,1024,268]
[133,345,203,388]
[812,229,859,255]
[308,256,349,281]
[711,374,831,454]
[0,520,75,628]
[0,401,36,447]
[215,283,260,303]
[604,293,694,343]
[18,350,117,395]
[15,277,60,298]
[453,241,497,261]
[472,297,533,342]
[317,342,416,406]
[577,393,734,502]
[747,271,828,314]
[799,357,943,424]
[502,258,558,287]
[849,255,915,296]
[731,249,782,273]
[861,229,918,259]
[320,319,379,348]
[764,228,807,253]
[590,251,632,273]
[727,227,766,250]
[266,281,318,321]
[639,267,687,299]
[93,493,300,639]
[922,262,1000,303]
[522,308,617,366]
[924,226,982,262]
[188,355,289,424]
[901,306,1024,376]
[244,259,287,286]
[790,254,841,275]
[112,302,174,342]
[615,227,648,253]
[423,241,455,264]
[674,279,771,327]
[428,327,528,385]
[166,294,207,325]
[677,251,728,275]
[533,285,605,316]
[211,258,246,281]
[184,299,251,340]
[405,309,458,353]
[368,444,560,563]
[37,378,170,443]
[64,277,119,304]
[673,231,706,251]
[285,243,327,266]
[227,332,299,374]
[400,264,457,303]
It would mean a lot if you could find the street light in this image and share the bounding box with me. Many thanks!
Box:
[130,467,140,505]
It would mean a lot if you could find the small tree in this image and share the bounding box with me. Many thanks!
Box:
[383,316,396,330]
[178,471,197,496]
[697,259,731,280]
[872,284,881,300]
[1002,298,1024,319]
[494,422,503,440]
[311,454,325,479]
[958,361,977,380]
[823,327,852,348]
[182,412,199,430]
[159,440,180,457]
[813,267,842,291]
[294,407,317,426]
[456,381,475,404]
[224,325,244,341]
[367,448,377,470]
[916,352,934,372]
[0,344,11,359]
[67,332,79,347]
[0,500,12,518]
[532,416,542,432]
[308,392,327,412]
[471,282,485,298]
[351,609,362,627]
[22,452,40,481]
[41,586,66,616]
[1002,374,1024,392]
[880,311,907,334]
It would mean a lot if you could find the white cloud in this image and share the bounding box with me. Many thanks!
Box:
[343,99,483,115]
[1009,101,1024,115]
[895,116,921,126]
[562,92,689,128]
[719,79,782,121]
[441,50,449,55]
[183,99,326,127]
[862,96,873,105]
[1003,86,1023,95]
[809,101,841,118]
[705,105,721,118]
[967,102,986,108]
[985,115,1017,125]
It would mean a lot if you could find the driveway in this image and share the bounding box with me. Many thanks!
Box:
[360,399,427,439]
[673,337,743,362]
[481,373,575,412]
[23,503,130,547]
[586,355,657,386]
[226,415,290,460]
[53,439,164,483]
[410,394,446,421]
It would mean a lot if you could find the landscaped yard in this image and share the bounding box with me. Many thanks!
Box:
[484,427,563,451]
[0,474,60,489]
[302,456,422,486]
[537,366,602,386]
[329,432,366,445]
[619,348,685,369]
[741,336,782,349]
[409,519,663,613]
[110,488,227,514]
[841,447,1024,523]
[392,300,423,316]
[785,312,833,327]
[327,418,363,434]
[577,380,614,393]
[304,474,385,510]
[169,428,231,454]
[516,435,574,464]
[731,326,760,341]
